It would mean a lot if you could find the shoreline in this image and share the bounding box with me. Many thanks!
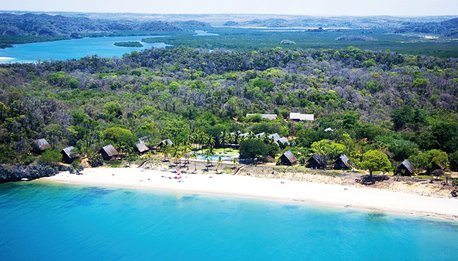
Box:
[39,167,458,222]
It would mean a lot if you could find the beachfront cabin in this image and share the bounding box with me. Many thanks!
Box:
[157,139,173,149]
[135,142,149,154]
[279,151,298,165]
[246,113,277,120]
[61,146,79,164]
[99,145,118,160]
[289,112,314,122]
[395,160,415,176]
[32,138,51,154]
[307,154,327,169]
[334,154,351,170]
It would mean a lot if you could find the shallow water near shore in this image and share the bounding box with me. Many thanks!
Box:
[0,36,169,63]
[1,182,457,260]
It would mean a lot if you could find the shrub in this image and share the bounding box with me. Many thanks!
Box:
[360,150,392,177]
[450,151,458,171]
[452,178,458,187]
[89,154,103,167]
[239,139,277,161]
[38,149,61,164]
[104,127,137,151]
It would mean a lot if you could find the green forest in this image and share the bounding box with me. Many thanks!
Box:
[0,47,457,175]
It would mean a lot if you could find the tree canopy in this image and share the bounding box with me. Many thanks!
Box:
[360,150,392,177]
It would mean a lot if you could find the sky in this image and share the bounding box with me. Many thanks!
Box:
[0,0,457,16]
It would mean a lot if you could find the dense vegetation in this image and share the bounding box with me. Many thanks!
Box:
[396,18,458,37]
[114,42,144,48]
[1,13,458,58]
[151,27,458,58]
[0,46,456,174]
[0,13,208,48]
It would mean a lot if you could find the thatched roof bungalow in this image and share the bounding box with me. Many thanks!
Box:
[307,154,327,169]
[279,151,298,165]
[61,146,79,164]
[334,154,351,170]
[395,160,415,176]
[99,145,118,160]
[157,139,173,148]
[268,133,281,141]
[277,137,290,147]
[136,142,149,154]
[255,132,266,138]
[33,138,51,153]
[267,133,289,147]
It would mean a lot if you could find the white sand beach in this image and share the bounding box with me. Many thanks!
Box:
[41,168,458,221]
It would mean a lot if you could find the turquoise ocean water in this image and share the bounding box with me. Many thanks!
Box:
[0,36,168,63]
[1,182,457,260]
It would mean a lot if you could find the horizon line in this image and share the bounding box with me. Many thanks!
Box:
[1,10,457,18]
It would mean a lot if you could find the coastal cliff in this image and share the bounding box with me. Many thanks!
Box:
[0,164,77,183]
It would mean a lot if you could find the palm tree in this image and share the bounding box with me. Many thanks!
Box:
[183,143,192,165]
[232,157,238,170]
[208,136,215,154]
[172,146,182,165]
[190,151,198,173]
[216,156,223,174]
[162,145,171,162]
[204,151,212,172]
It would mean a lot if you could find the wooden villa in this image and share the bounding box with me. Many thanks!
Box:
[61,146,79,164]
[279,151,298,165]
[307,154,327,169]
[334,154,351,170]
[395,160,415,176]
[33,138,51,153]
[99,145,118,160]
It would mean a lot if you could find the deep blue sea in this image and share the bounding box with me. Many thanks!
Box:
[0,36,169,63]
[1,182,457,261]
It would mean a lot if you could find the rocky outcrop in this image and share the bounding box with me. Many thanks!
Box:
[0,164,79,183]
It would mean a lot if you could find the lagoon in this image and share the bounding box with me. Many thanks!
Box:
[1,182,457,260]
[0,36,169,63]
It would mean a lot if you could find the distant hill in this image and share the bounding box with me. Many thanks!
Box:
[218,16,457,31]
[0,13,212,47]
[172,20,211,30]
[245,18,292,27]
[396,18,458,37]
[0,13,186,36]
[223,21,240,27]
